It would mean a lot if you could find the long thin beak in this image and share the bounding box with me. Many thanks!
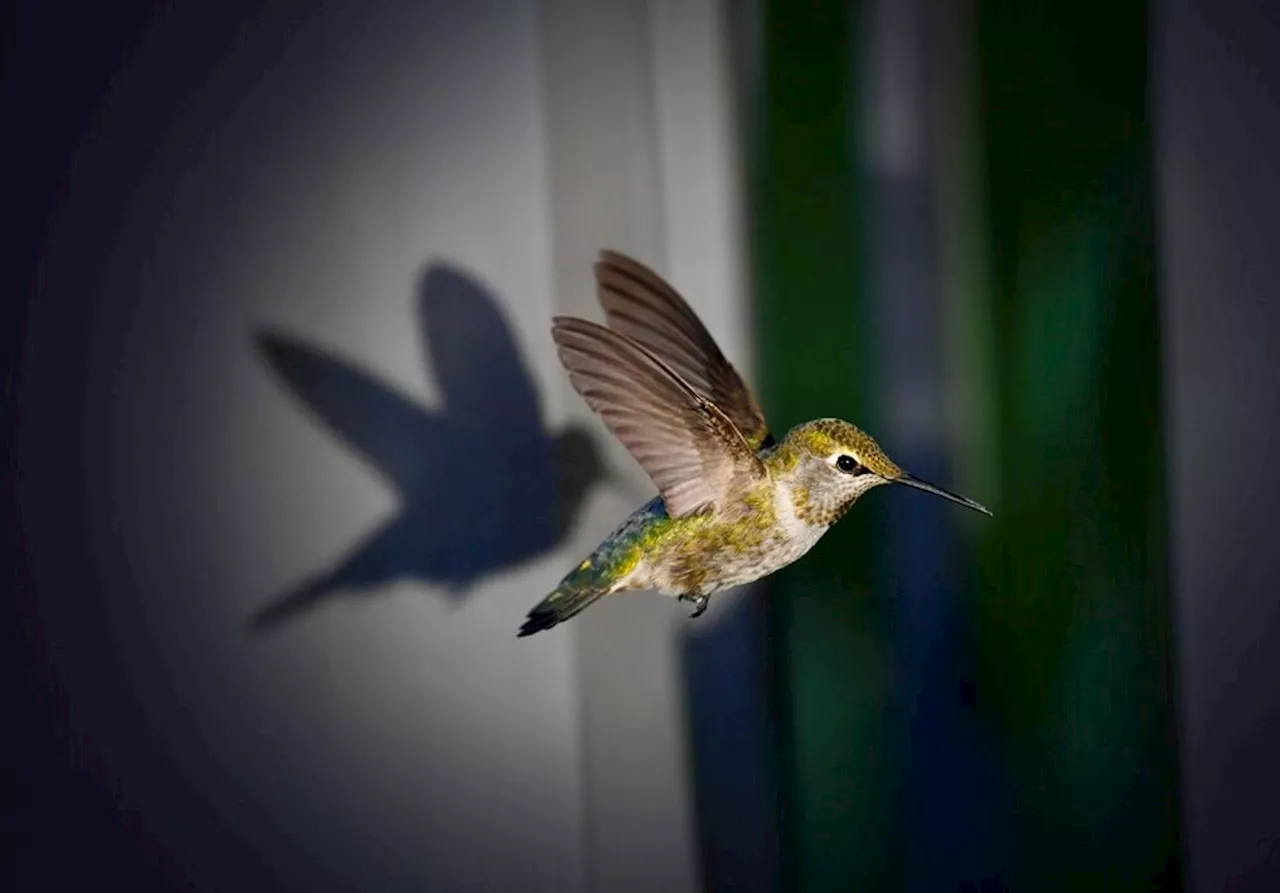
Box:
[895,473,992,516]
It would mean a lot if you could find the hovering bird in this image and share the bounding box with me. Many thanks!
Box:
[517,251,991,637]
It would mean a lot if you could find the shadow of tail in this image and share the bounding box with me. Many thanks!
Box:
[249,575,336,632]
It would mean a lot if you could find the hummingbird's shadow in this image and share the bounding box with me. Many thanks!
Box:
[247,262,607,632]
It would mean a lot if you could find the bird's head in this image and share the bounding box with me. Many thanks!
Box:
[775,418,991,525]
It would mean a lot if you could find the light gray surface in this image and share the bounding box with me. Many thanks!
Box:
[1157,1,1280,889]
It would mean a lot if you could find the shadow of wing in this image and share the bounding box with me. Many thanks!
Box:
[417,264,543,437]
[417,264,563,522]
[256,329,448,493]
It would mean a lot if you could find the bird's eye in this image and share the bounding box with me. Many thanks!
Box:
[836,455,859,474]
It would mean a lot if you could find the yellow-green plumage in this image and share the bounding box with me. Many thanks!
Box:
[519,419,899,635]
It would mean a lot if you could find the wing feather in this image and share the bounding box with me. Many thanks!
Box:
[594,251,772,449]
[552,317,765,517]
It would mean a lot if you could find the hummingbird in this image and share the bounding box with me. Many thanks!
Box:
[517,251,991,637]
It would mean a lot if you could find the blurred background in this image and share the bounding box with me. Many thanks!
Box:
[4,0,1277,891]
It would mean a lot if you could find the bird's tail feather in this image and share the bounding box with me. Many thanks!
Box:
[517,573,610,637]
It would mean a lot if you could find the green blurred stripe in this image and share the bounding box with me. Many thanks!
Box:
[974,0,1182,888]
[746,0,1182,889]
[744,0,898,889]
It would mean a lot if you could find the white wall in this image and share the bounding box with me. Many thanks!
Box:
[19,1,745,889]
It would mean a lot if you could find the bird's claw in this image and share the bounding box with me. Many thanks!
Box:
[682,593,709,619]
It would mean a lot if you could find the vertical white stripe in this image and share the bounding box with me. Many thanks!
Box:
[536,1,731,890]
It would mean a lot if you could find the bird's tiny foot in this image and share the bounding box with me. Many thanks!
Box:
[682,593,709,619]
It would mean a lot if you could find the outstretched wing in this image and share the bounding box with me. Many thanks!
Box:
[551,317,765,518]
[594,251,772,449]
